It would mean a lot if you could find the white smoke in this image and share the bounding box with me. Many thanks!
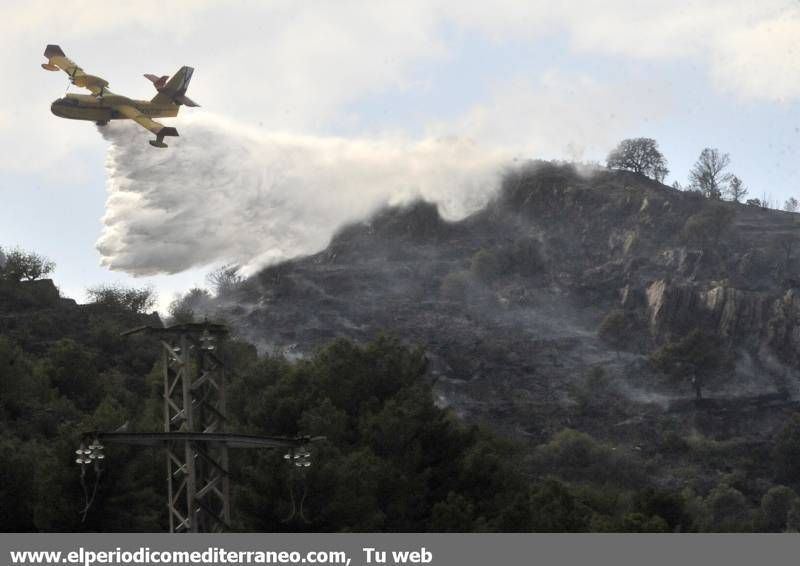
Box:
[98,113,511,276]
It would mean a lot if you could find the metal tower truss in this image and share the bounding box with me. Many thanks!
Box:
[75,322,323,533]
[159,324,229,533]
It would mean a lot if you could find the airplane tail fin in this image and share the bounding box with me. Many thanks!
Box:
[150,66,199,107]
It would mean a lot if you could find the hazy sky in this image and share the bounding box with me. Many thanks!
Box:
[0,0,798,312]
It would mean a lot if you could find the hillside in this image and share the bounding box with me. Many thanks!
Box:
[191,162,800,486]
[6,161,800,532]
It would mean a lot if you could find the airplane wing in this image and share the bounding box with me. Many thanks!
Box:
[41,44,109,96]
[115,104,179,147]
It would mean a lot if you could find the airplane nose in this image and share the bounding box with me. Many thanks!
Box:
[50,100,61,116]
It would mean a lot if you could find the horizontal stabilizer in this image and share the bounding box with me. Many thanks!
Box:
[144,74,169,89]
[174,94,200,107]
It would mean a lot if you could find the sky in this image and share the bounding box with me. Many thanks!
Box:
[0,0,798,313]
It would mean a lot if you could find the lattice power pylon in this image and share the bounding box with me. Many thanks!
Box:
[155,322,230,532]
[77,322,320,533]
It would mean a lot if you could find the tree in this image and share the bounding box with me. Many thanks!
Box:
[86,284,156,314]
[606,138,669,182]
[772,233,800,277]
[168,288,213,323]
[689,148,733,200]
[773,413,800,483]
[206,264,244,299]
[650,329,733,400]
[43,338,102,410]
[746,198,762,207]
[598,310,629,357]
[0,337,50,417]
[568,366,610,412]
[760,485,797,532]
[726,176,749,203]
[229,336,530,532]
[702,483,751,532]
[529,479,591,531]
[785,198,799,213]
[620,512,670,532]
[788,499,800,532]
[632,488,690,532]
[430,492,476,531]
[0,247,55,282]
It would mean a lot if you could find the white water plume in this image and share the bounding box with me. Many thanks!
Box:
[97,113,511,276]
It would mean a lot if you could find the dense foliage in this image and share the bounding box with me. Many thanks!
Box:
[2,258,800,532]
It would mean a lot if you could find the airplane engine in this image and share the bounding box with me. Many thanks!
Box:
[73,74,109,89]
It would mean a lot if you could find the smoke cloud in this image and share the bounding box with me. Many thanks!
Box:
[98,114,511,276]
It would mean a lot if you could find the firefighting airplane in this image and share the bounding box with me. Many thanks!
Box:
[41,45,198,148]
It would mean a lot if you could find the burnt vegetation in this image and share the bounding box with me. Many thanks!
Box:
[4,151,800,532]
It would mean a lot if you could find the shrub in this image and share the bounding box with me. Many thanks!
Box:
[680,206,735,248]
[470,239,545,283]
[470,249,508,282]
[440,270,471,301]
[568,366,610,412]
[86,284,156,314]
[534,429,644,487]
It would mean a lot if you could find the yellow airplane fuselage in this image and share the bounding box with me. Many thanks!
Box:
[42,44,196,146]
[50,93,178,122]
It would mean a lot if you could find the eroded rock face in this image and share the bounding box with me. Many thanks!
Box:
[643,277,800,369]
[766,290,800,365]
[645,280,770,341]
[702,285,767,340]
